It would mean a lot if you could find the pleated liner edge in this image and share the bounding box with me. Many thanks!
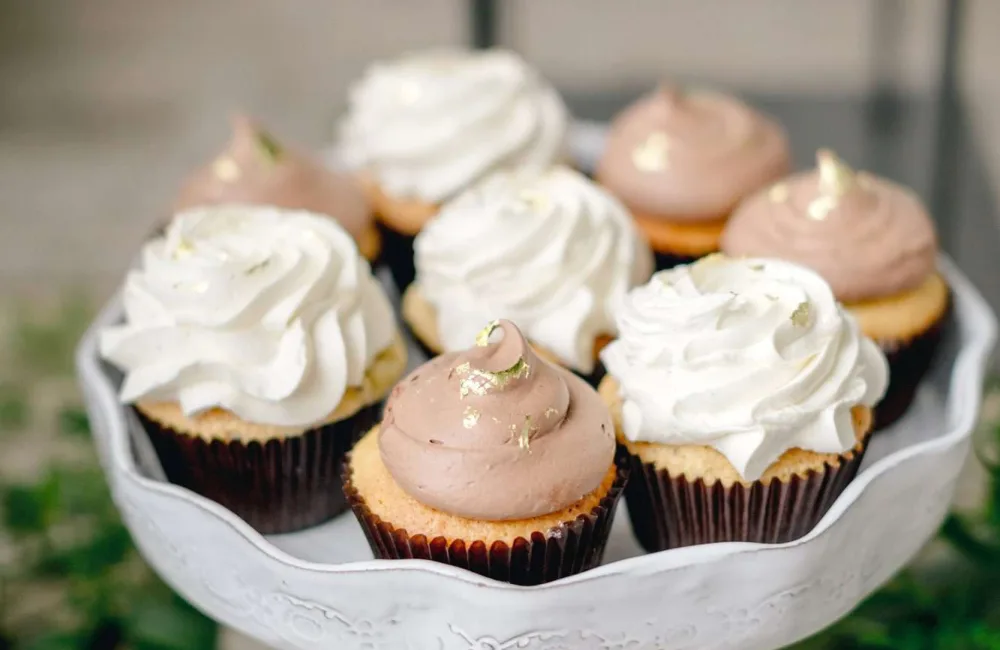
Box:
[342,454,630,586]
[134,402,381,535]
[623,440,869,553]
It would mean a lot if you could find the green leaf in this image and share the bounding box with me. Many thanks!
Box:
[2,474,59,535]
[0,382,28,431]
[125,598,217,650]
[57,406,90,438]
[20,631,88,650]
[41,522,133,578]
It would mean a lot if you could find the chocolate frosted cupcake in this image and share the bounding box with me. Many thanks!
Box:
[721,150,947,429]
[336,49,569,291]
[597,86,790,270]
[344,319,625,585]
[599,256,887,551]
[402,165,653,386]
[100,205,406,534]
[175,115,380,261]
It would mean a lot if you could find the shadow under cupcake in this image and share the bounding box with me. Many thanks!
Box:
[101,205,407,534]
[343,319,627,585]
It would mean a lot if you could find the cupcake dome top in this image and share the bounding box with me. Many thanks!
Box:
[597,85,790,221]
[600,255,888,482]
[337,48,568,204]
[721,149,939,302]
[379,320,615,521]
[100,205,396,428]
[413,165,653,373]
[174,115,373,242]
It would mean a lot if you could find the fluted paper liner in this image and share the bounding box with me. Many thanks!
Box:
[343,459,629,585]
[622,442,868,552]
[872,295,949,430]
[135,402,380,535]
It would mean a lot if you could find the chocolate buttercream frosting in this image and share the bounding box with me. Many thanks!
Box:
[721,149,938,302]
[174,115,372,241]
[597,85,790,221]
[379,320,615,521]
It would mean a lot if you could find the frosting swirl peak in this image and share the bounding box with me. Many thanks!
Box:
[600,256,888,482]
[721,149,939,301]
[174,115,372,242]
[414,165,653,373]
[379,320,615,520]
[597,85,790,221]
[337,48,569,203]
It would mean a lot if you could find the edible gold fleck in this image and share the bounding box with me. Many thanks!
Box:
[244,258,271,275]
[255,130,283,163]
[516,190,551,212]
[790,302,811,327]
[806,149,857,220]
[544,407,559,418]
[462,406,481,429]
[768,183,789,203]
[172,238,195,260]
[475,320,500,347]
[518,415,534,451]
[212,156,241,182]
[457,357,531,398]
[631,131,670,172]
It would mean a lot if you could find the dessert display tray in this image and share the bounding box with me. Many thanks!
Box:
[76,126,997,650]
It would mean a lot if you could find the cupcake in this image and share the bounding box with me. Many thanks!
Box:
[175,115,380,262]
[337,48,569,291]
[343,319,626,585]
[596,86,790,270]
[721,149,947,429]
[100,205,406,534]
[599,256,888,551]
[402,165,653,386]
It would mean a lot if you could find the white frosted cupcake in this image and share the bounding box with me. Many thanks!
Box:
[100,205,407,534]
[336,48,569,291]
[403,165,653,385]
[598,255,887,550]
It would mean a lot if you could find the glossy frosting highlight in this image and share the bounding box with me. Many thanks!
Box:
[414,165,653,373]
[100,205,396,427]
[337,49,568,204]
[597,86,790,221]
[175,115,372,241]
[379,320,615,521]
[600,256,888,482]
[721,150,939,302]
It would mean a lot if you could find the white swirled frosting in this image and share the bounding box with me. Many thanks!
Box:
[337,48,569,204]
[100,206,397,428]
[600,256,888,481]
[414,166,653,373]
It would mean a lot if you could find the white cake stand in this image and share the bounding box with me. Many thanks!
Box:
[75,126,997,650]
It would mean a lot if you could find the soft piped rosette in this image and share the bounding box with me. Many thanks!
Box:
[403,165,653,386]
[173,115,380,261]
[100,205,407,534]
[599,255,888,551]
[722,149,949,429]
[343,319,627,585]
[596,85,790,270]
[336,48,570,291]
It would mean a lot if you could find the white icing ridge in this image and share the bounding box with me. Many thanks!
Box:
[600,256,888,481]
[415,165,654,373]
[100,205,397,427]
[337,48,569,204]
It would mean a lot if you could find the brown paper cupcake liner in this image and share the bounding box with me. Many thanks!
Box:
[134,402,381,535]
[342,458,629,585]
[622,442,868,552]
[377,221,416,293]
[872,295,950,431]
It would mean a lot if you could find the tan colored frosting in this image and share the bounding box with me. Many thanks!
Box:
[174,115,372,241]
[597,86,790,222]
[378,320,615,521]
[721,150,939,302]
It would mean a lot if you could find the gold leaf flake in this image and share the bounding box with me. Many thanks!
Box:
[544,407,559,418]
[768,183,789,203]
[462,406,481,429]
[806,149,856,220]
[790,301,811,327]
[457,357,531,398]
[518,415,534,451]
[516,190,551,212]
[172,238,195,260]
[255,130,283,163]
[631,131,670,172]
[244,258,271,275]
[212,156,241,182]
[475,320,500,347]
